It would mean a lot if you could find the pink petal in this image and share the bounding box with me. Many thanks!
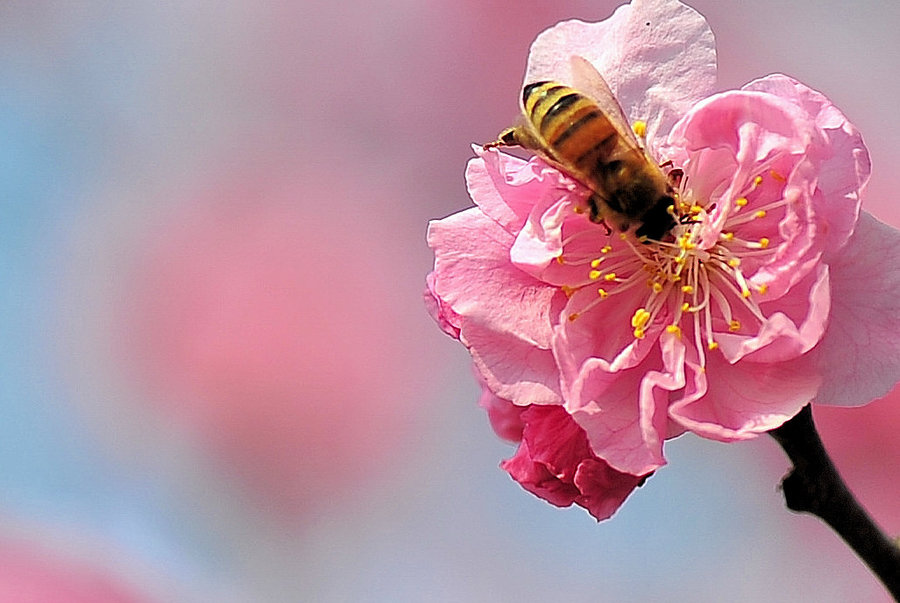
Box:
[427,209,563,404]
[524,0,716,145]
[564,341,680,475]
[814,212,900,406]
[424,272,460,339]
[743,75,870,261]
[670,351,821,441]
[716,264,830,364]
[477,382,525,442]
[500,405,646,520]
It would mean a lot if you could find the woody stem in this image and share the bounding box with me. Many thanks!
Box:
[768,404,900,601]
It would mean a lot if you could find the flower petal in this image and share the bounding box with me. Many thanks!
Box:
[743,74,870,261]
[501,405,646,520]
[670,351,821,441]
[427,209,563,404]
[814,212,900,406]
[524,0,716,145]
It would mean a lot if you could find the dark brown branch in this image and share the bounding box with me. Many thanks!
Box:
[769,404,900,600]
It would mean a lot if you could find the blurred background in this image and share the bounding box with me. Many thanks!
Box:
[1,1,898,601]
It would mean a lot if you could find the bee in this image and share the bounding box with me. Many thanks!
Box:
[484,57,676,241]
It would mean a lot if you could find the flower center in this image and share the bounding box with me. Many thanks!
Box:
[557,168,789,366]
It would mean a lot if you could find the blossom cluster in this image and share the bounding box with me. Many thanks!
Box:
[425,0,900,519]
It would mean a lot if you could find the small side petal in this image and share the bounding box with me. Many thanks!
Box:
[501,405,646,521]
[424,272,460,339]
[477,382,525,442]
[814,212,900,406]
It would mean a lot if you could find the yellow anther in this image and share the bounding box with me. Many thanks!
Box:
[633,327,646,339]
[758,237,770,249]
[729,319,741,332]
[556,255,565,265]
[597,288,609,299]
[601,245,612,254]
[573,206,585,214]
[561,285,576,298]
[769,169,786,182]
[690,204,703,214]
[681,301,691,312]
[727,258,741,268]
[735,197,749,207]
[753,175,764,187]
[604,272,617,281]
[666,325,682,337]
[681,285,694,294]
[631,308,651,329]
[708,341,719,351]
[589,270,602,280]
[590,258,603,268]
[568,312,580,322]
[619,233,628,240]
[667,204,677,216]
[632,120,647,138]
[757,283,769,295]
[755,210,767,219]
[722,232,735,241]
[742,288,752,299]
[651,281,664,293]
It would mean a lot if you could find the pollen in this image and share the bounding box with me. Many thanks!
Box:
[708,341,719,351]
[598,288,609,299]
[666,325,682,337]
[590,258,603,268]
[568,312,580,322]
[573,206,585,214]
[589,270,602,280]
[735,197,749,208]
[561,285,576,298]
[556,255,566,264]
[632,120,647,138]
[757,283,768,295]
[651,281,664,293]
[604,272,617,281]
[727,258,741,268]
[754,210,767,219]
[758,237,770,249]
[601,245,613,254]
[722,232,734,241]
[753,175,764,187]
[681,301,690,312]
[633,327,646,339]
[681,285,694,294]
[729,319,741,332]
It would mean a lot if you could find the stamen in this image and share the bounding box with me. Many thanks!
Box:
[632,120,647,138]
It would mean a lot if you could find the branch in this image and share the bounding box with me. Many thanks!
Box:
[769,404,900,600]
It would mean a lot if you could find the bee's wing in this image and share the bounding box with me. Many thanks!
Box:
[568,55,642,151]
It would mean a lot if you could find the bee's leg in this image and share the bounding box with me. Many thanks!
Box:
[482,127,521,150]
[587,196,612,234]
[666,167,684,190]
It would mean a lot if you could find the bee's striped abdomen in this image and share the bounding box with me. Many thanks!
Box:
[522,81,618,177]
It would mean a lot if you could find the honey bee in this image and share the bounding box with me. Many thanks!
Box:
[484,57,676,241]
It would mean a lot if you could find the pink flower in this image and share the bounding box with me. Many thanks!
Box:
[426,0,900,519]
